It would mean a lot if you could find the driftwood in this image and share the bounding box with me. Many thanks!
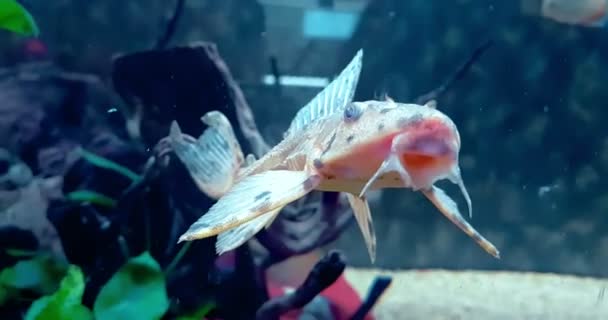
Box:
[256,250,347,320]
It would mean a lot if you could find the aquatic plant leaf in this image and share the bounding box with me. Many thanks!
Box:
[175,301,216,320]
[164,241,192,277]
[0,254,65,305]
[0,254,67,296]
[65,190,117,208]
[93,251,169,320]
[24,265,93,320]
[4,248,38,257]
[77,148,141,182]
[0,0,39,37]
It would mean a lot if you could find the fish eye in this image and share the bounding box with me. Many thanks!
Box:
[343,103,362,122]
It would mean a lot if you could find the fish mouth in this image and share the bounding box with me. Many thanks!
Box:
[359,119,473,220]
[399,134,473,219]
[400,136,456,180]
[359,132,472,221]
[401,153,449,173]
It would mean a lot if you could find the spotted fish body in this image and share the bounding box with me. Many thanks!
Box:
[169,49,500,263]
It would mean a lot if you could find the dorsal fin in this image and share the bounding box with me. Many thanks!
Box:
[284,49,363,137]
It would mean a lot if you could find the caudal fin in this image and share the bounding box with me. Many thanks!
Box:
[169,111,245,199]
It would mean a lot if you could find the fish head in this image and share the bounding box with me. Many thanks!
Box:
[324,100,496,258]
[325,99,462,191]
[379,100,461,190]
[399,106,458,187]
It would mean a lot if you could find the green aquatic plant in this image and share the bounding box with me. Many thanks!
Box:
[0,0,39,37]
[163,241,192,277]
[0,249,209,319]
[0,255,67,305]
[3,248,39,258]
[64,190,117,208]
[24,266,93,320]
[77,148,141,183]
[64,149,145,208]
[93,252,169,320]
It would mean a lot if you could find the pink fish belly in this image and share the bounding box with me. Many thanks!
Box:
[320,135,393,181]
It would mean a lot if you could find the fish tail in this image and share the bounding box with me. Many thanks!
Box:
[169,111,245,199]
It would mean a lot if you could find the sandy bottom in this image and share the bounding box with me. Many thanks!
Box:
[345,269,608,320]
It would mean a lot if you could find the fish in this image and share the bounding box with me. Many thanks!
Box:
[169,49,500,263]
[539,0,608,27]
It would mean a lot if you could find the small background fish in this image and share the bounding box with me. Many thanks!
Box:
[522,0,608,27]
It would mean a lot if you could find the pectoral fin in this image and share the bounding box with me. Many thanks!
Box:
[346,193,377,264]
[178,170,321,243]
[421,185,500,258]
[359,132,414,198]
[215,205,284,255]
